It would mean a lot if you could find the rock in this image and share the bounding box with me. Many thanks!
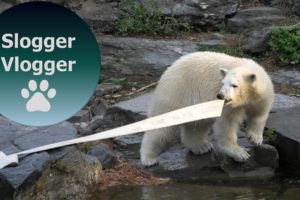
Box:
[199,39,226,49]
[68,109,90,123]
[266,107,300,174]
[77,115,103,135]
[0,118,77,155]
[227,7,286,33]
[12,122,77,152]
[271,69,300,90]
[139,0,239,30]
[91,98,107,117]
[66,0,127,33]
[94,83,122,97]
[272,93,300,111]
[294,0,300,15]
[0,152,49,190]
[87,144,117,169]
[242,27,273,53]
[242,24,300,53]
[115,131,278,182]
[100,36,199,82]
[113,92,153,118]
[15,150,102,200]
[0,1,12,13]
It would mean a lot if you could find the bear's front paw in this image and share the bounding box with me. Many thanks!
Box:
[246,132,263,146]
[219,146,250,162]
[141,156,158,167]
[187,141,213,155]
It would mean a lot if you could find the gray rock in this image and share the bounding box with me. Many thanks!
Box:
[15,150,102,200]
[113,92,153,117]
[115,131,278,182]
[271,69,300,90]
[199,39,226,49]
[294,0,300,15]
[91,98,107,117]
[242,24,300,53]
[0,152,50,189]
[94,83,122,97]
[12,122,77,152]
[100,36,199,81]
[140,0,239,29]
[266,107,300,174]
[77,115,103,135]
[87,143,117,169]
[242,27,273,53]
[68,109,90,123]
[227,7,286,33]
[66,0,127,33]
[272,93,300,111]
[0,1,12,13]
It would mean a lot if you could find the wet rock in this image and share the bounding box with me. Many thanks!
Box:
[267,107,300,174]
[15,150,102,200]
[271,69,300,90]
[87,144,117,169]
[227,7,286,33]
[68,109,90,123]
[100,36,199,82]
[94,83,122,97]
[140,0,239,30]
[115,132,278,182]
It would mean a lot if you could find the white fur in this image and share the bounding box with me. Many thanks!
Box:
[140,52,274,166]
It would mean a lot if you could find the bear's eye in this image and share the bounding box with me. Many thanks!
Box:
[231,84,238,88]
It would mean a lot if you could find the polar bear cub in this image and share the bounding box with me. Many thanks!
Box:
[140,51,274,166]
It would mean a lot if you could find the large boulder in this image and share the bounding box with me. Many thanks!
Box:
[227,7,286,33]
[15,150,102,200]
[100,35,225,82]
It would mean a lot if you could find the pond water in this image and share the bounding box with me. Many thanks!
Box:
[90,181,300,200]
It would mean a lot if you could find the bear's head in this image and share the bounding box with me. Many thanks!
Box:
[217,67,258,108]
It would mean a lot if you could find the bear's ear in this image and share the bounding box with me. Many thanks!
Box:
[220,68,228,77]
[245,74,256,82]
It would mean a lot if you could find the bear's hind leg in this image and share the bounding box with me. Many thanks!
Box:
[140,127,177,166]
[180,121,213,155]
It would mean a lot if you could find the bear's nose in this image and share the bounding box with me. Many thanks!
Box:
[217,93,224,100]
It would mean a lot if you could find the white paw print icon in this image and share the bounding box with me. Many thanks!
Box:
[21,80,56,112]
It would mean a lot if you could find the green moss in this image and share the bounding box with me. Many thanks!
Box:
[268,28,300,65]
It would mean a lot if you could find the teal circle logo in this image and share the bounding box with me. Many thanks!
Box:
[0,2,100,126]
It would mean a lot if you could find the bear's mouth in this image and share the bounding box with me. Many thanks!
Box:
[225,99,232,104]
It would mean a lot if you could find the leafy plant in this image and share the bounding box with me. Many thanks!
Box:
[268,28,300,65]
[116,0,190,35]
[264,128,277,141]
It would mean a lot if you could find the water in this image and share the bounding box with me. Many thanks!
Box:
[90,182,300,200]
